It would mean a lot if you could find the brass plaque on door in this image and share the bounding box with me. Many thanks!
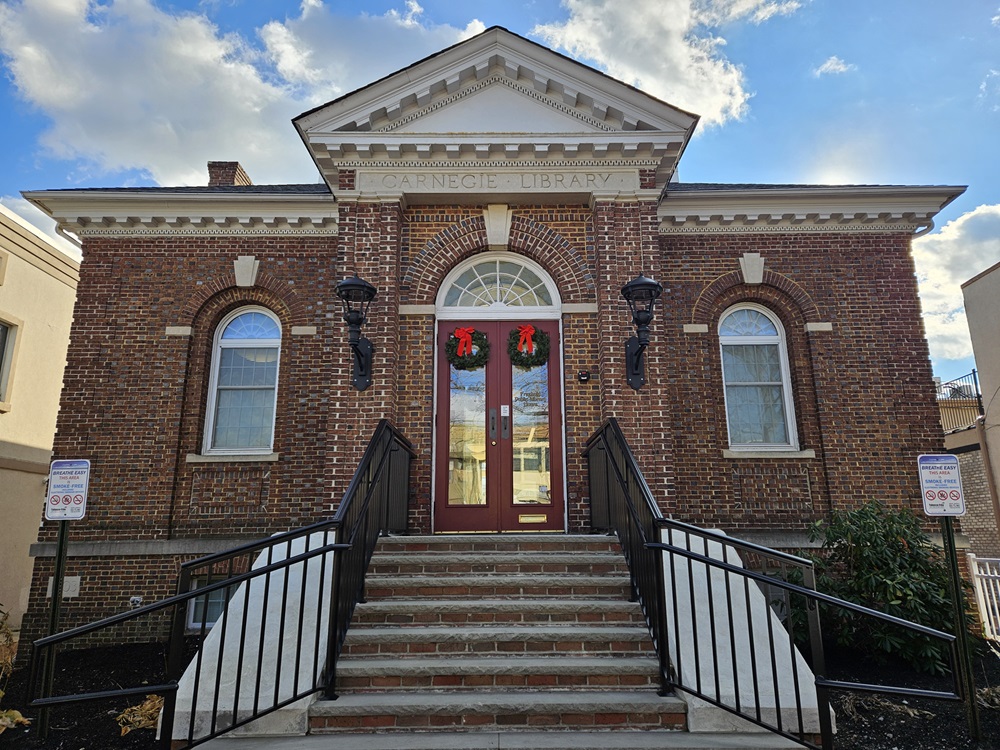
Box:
[518,514,548,524]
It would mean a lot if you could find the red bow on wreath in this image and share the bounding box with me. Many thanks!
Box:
[455,327,476,356]
[517,324,535,354]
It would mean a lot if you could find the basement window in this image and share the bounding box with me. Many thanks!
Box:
[186,575,233,631]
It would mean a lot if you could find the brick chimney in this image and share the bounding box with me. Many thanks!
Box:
[207,161,253,187]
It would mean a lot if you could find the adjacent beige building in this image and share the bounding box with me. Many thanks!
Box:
[960,262,1000,556]
[0,204,79,631]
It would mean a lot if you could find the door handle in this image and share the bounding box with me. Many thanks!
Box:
[489,409,497,441]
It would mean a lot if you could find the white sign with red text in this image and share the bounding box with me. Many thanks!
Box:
[918,454,965,517]
[46,459,91,521]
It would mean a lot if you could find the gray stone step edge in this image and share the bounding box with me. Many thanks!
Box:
[342,625,652,643]
[309,690,686,715]
[336,655,660,677]
[353,598,642,614]
[364,575,631,586]
[369,553,627,564]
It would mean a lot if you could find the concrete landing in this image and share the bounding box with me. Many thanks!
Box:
[198,730,804,749]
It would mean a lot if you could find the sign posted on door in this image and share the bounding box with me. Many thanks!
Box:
[917,454,965,517]
[46,459,91,521]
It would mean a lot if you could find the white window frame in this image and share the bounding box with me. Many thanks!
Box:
[0,314,23,412]
[185,575,231,631]
[435,252,562,320]
[203,306,281,455]
[718,303,798,451]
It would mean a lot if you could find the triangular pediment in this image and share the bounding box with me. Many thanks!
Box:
[294,27,699,198]
[388,80,613,135]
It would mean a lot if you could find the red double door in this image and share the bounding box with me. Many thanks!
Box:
[434,320,564,533]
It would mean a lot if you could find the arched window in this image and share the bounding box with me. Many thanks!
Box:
[436,253,560,320]
[718,304,797,450]
[204,308,281,454]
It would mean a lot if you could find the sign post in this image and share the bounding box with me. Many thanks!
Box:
[917,454,980,743]
[39,459,90,740]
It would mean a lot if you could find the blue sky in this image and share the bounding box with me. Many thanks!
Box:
[1,0,998,381]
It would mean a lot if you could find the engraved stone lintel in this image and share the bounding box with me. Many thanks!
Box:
[739,252,764,285]
[234,255,260,287]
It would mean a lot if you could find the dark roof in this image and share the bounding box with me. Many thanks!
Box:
[666,182,903,192]
[26,184,332,196]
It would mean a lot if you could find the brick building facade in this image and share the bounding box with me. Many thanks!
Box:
[21,27,963,642]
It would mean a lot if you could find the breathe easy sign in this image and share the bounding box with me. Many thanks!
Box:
[917,454,965,517]
[46,459,91,521]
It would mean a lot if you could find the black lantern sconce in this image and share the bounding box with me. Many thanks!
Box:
[620,273,663,391]
[335,274,377,392]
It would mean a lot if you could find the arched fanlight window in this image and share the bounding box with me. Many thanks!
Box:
[718,304,798,449]
[203,308,281,454]
[436,254,560,320]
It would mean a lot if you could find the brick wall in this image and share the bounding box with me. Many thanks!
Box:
[23,199,948,642]
[956,448,1000,556]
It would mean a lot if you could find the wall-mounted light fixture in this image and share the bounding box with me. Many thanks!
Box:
[335,274,377,391]
[620,273,663,391]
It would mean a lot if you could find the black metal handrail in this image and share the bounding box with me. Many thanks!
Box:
[936,370,984,433]
[584,418,965,750]
[28,419,414,749]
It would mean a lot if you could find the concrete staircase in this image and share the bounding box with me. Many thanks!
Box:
[309,535,681,734]
[296,534,802,749]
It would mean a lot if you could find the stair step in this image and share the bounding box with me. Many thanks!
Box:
[201,731,804,749]
[367,553,629,577]
[309,691,687,733]
[335,655,661,691]
[340,625,653,656]
[374,535,622,555]
[351,599,645,627]
[364,575,632,600]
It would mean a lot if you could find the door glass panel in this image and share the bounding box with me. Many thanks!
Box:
[511,362,551,506]
[448,365,487,506]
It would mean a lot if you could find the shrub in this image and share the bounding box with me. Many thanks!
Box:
[809,501,958,674]
[0,603,31,734]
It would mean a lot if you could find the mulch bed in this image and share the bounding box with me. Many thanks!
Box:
[1,640,998,748]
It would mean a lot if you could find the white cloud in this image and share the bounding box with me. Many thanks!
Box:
[979,69,1000,112]
[912,204,1000,362]
[0,195,82,260]
[695,0,801,25]
[533,0,801,126]
[0,0,482,186]
[812,55,856,77]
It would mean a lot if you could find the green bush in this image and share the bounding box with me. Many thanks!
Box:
[809,501,958,674]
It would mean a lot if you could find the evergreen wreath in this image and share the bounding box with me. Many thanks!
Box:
[446,328,490,370]
[508,325,550,368]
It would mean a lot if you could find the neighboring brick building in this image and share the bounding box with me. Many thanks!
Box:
[20,27,963,641]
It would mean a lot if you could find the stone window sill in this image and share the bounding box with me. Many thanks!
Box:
[186,452,279,463]
[722,449,816,459]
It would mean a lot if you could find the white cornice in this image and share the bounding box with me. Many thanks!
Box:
[658,185,966,234]
[22,191,338,236]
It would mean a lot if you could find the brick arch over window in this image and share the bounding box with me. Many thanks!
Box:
[404,214,592,305]
[180,288,293,455]
[180,270,304,325]
[702,282,823,460]
[691,270,821,327]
